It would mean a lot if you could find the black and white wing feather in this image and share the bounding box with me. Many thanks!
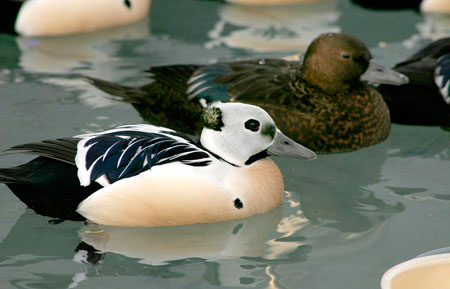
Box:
[435,54,450,104]
[75,125,213,187]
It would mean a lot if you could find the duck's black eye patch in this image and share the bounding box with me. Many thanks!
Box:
[234,198,243,209]
[245,119,260,132]
[341,52,351,59]
[124,0,132,8]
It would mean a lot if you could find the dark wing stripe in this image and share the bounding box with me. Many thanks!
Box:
[90,150,122,181]
[117,138,146,168]
[117,149,149,180]
[76,128,212,186]
[84,137,121,169]
[3,138,79,165]
[147,65,202,94]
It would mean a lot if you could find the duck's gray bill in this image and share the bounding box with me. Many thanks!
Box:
[267,130,316,160]
[360,60,409,85]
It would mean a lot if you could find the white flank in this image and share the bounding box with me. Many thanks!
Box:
[76,159,284,227]
[77,163,239,226]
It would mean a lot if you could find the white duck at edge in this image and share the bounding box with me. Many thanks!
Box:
[3,0,151,36]
[0,102,316,227]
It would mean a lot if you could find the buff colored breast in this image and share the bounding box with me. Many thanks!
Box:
[77,158,284,227]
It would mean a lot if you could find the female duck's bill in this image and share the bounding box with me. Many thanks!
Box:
[360,60,409,85]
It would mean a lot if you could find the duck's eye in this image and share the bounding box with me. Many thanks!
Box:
[124,0,132,8]
[341,53,351,59]
[245,119,260,132]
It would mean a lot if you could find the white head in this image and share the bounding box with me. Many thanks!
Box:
[200,102,316,166]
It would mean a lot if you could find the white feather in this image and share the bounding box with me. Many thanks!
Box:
[96,175,111,187]
[189,85,212,98]
[186,80,207,94]
[75,141,97,187]
[187,73,207,84]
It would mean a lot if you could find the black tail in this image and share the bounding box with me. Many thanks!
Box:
[83,69,204,135]
[0,168,21,183]
[83,64,201,104]
[83,76,148,103]
[0,1,23,35]
[0,157,101,221]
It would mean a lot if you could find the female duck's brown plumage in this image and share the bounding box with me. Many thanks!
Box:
[87,33,407,153]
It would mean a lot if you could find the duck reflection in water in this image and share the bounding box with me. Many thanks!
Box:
[77,205,284,266]
[205,0,340,52]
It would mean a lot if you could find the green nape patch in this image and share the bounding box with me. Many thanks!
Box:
[261,124,276,139]
[201,106,224,131]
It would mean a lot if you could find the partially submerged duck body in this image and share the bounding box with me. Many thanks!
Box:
[1,0,151,36]
[350,0,450,13]
[0,102,315,226]
[378,37,450,127]
[88,33,407,153]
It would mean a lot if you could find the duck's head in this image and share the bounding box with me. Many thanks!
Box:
[301,33,408,94]
[200,102,316,166]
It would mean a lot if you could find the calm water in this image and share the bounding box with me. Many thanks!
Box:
[0,0,449,288]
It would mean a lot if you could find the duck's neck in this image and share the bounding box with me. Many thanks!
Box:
[244,150,269,165]
[200,130,269,167]
[300,64,355,95]
[200,138,269,167]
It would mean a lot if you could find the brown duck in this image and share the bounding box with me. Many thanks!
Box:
[87,33,408,153]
